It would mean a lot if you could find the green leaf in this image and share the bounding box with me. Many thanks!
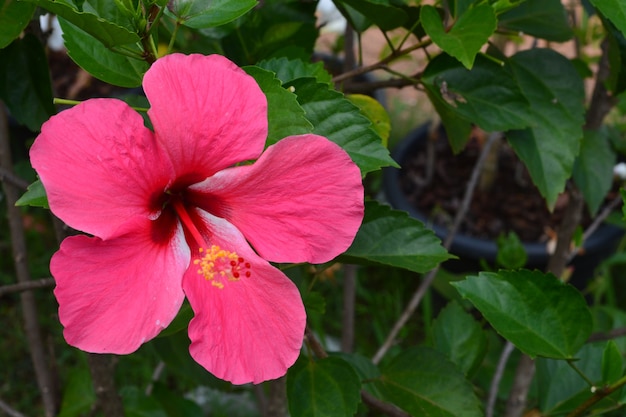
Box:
[536,343,624,414]
[257,57,332,85]
[0,34,55,131]
[287,356,361,417]
[342,201,452,273]
[287,78,397,174]
[336,0,408,31]
[24,0,140,47]
[375,347,482,417]
[424,88,473,153]
[589,0,626,39]
[606,18,626,96]
[303,291,326,315]
[220,1,317,63]
[151,383,204,417]
[244,66,312,146]
[0,0,36,49]
[421,4,497,69]
[506,48,585,209]
[499,0,573,42]
[432,301,488,378]
[422,54,532,132]
[573,129,617,215]
[167,0,257,29]
[330,352,383,397]
[602,340,623,384]
[59,16,148,87]
[453,269,593,359]
[58,366,95,417]
[496,231,527,269]
[151,331,224,387]
[121,386,168,417]
[346,94,391,147]
[15,179,49,209]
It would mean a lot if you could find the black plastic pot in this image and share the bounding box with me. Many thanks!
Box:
[383,123,624,283]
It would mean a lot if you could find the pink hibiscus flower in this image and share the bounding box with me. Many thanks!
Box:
[30,53,364,384]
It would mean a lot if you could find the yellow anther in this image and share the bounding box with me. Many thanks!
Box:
[193,245,252,289]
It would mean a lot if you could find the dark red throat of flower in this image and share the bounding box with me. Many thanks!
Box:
[171,198,252,289]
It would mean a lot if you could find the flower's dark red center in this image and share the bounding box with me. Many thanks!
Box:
[164,187,252,290]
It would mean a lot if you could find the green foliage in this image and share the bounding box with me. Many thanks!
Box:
[0,0,36,49]
[422,53,532,132]
[165,0,257,29]
[59,16,148,87]
[244,65,313,146]
[287,356,361,417]
[454,270,593,359]
[498,0,573,41]
[506,48,585,209]
[0,34,55,131]
[287,78,397,174]
[24,0,139,47]
[573,128,617,215]
[334,0,408,32]
[342,201,452,273]
[496,231,527,269]
[57,367,95,417]
[15,179,49,209]
[375,347,483,417]
[589,0,626,39]
[4,0,626,416]
[432,301,488,378]
[421,4,497,69]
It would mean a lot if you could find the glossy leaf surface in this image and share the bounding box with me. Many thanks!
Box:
[342,201,452,273]
[454,270,592,359]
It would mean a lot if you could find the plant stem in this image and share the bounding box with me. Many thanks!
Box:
[341,265,357,353]
[372,130,500,365]
[0,103,58,416]
[567,359,595,387]
[486,341,516,417]
[0,397,27,417]
[304,328,411,417]
[0,278,55,298]
[167,20,181,55]
[566,374,626,417]
[332,38,432,84]
[0,166,29,190]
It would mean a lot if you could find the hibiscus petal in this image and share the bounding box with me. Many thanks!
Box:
[52,217,189,354]
[143,54,268,179]
[189,134,364,264]
[30,99,175,239]
[183,211,305,385]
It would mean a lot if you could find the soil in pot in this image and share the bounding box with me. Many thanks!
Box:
[384,123,624,284]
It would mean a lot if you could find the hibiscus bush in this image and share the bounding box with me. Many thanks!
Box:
[2,0,626,417]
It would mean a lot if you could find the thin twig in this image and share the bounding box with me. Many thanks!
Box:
[0,278,55,298]
[332,38,432,84]
[304,328,410,417]
[0,166,29,190]
[588,326,626,342]
[0,103,58,417]
[0,397,27,417]
[341,265,357,353]
[372,132,501,365]
[486,341,516,417]
[567,193,623,264]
